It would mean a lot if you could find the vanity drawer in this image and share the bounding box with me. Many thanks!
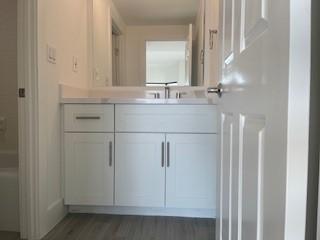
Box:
[64,104,114,132]
[115,105,217,133]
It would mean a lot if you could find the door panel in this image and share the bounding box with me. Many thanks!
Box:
[115,133,165,207]
[220,113,234,240]
[216,0,310,238]
[241,0,268,50]
[64,133,114,206]
[239,115,266,240]
[222,0,235,65]
[166,134,216,209]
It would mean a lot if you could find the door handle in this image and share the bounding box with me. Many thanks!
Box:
[109,141,113,167]
[207,83,223,98]
[167,142,170,167]
[161,142,165,167]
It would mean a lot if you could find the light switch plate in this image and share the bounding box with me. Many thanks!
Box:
[47,44,57,64]
[0,117,7,133]
[73,56,79,72]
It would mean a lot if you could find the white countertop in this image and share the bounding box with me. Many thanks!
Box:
[61,97,217,105]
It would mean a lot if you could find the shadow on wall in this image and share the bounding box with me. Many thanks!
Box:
[0,0,20,233]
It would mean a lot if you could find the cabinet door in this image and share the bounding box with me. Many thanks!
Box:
[115,133,165,207]
[65,133,114,206]
[166,134,217,209]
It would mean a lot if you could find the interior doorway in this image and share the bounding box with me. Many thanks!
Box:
[145,41,190,87]
[0,0,20,239]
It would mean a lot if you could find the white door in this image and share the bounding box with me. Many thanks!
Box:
[216,0,311,239]
[64,133,114,206]
[115,133,165,207]
[186,24,193,85]
[166,134,217,209]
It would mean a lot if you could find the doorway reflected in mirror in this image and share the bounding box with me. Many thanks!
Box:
[146,41,190,87]
[90,0,218,87]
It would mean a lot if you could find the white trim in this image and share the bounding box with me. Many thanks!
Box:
[69,206,216,219]
[87,0,94,89]
[18,0,40,239]
[285,0,311,239]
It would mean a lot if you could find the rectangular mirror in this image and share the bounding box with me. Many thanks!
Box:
[90,0,212,87]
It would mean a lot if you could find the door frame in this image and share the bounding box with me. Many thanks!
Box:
[17,0,40,239]
[285,0,312,239]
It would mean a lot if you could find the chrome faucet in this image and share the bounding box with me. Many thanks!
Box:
[165,87,170,99]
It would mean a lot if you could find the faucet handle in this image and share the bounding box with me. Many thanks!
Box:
[165,87,170,99]
[149,92,160,99]
[176,92,187,99]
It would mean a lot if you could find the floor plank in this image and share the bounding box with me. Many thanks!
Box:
[0,231,20,240]
[42,214,215,240]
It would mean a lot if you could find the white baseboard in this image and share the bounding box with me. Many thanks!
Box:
[68,205,216,219]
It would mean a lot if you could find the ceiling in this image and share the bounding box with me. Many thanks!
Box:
[112,0,198,25]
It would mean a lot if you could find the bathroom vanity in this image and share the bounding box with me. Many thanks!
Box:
[61,94,218,218]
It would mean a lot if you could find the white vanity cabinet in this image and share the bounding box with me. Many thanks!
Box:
[115,133,217,209]
[64,133,114,206]
[114,105,217,210]
[63,103,218,215]
[165,134,216,209]
[115,133,166,207]
[63,104,115,206]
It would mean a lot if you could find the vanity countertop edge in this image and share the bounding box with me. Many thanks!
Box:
[60,97,218,105]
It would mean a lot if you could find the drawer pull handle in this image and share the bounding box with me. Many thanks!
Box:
[167,142,170,167]
[75,116,101,120]
[109,141,113,167]
[161,142,165,167]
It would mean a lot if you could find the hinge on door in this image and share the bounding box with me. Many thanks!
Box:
[18,88,26,98]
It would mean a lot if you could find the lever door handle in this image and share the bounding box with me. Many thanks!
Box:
[207,83,223,98]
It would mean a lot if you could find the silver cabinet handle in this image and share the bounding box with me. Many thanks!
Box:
[161,142,165,167]
[167,142,170,167]
[75,116,101,120]
[109,141,113,166]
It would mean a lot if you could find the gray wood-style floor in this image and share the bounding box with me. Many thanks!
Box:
[42,214,215,240]
[0,231,20,240]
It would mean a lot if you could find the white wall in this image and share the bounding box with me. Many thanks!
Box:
[37,0,90,237]
[125,25,189,86]
[0,0,18,168]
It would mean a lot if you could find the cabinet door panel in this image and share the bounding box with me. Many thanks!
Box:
[65,133,114,206]
[166,134,217,209]
[115,133,165,207]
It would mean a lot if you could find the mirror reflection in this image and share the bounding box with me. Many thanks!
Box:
[91,0,212,87]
